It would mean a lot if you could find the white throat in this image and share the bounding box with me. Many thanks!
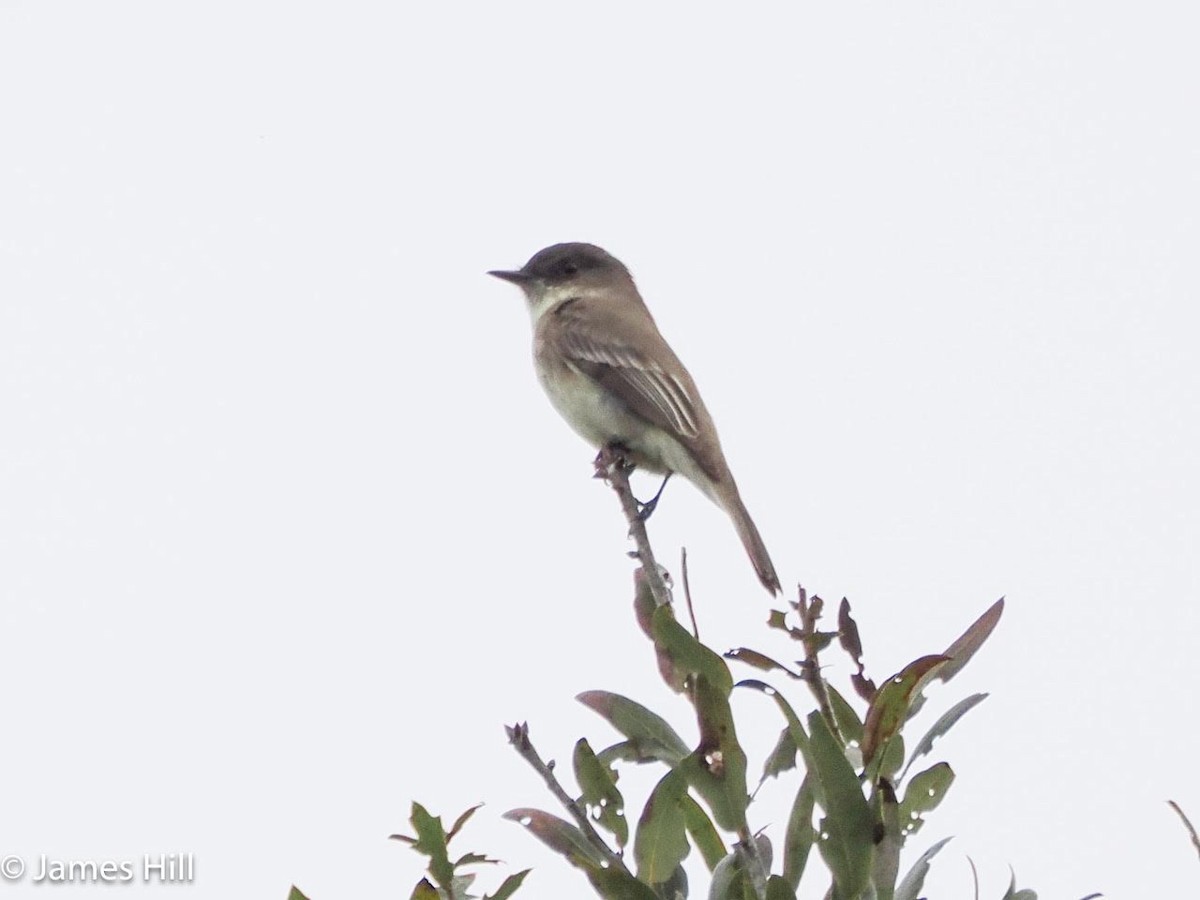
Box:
[528,283,598,325]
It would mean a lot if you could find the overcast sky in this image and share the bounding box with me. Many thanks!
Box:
[1,3,1197,899]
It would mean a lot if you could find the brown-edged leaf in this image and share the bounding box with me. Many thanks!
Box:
[861,656,948,765]
[502,808,607,869]
[938,598,1004,683]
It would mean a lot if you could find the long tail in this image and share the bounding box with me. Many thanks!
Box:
[723,490,782,595]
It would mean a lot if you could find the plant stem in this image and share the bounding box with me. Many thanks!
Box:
[594,446,671,608]
[506,722,630,874]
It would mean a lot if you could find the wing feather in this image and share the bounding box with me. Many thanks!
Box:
[560,325,702,439]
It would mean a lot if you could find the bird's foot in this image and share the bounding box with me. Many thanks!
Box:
[635,472,673,522]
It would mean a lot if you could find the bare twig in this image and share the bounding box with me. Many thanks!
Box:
[680,547,700,639]
[1169,800,1200,861]
[594,446,671,608]
[506,722,629,874]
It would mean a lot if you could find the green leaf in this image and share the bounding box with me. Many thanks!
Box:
[707,850,741,900]
[724,647,802,679]
[877,734,906,783]
[861,656,948,765]
[760,726,798,784]
[678,675,750,832]
[287,888,311,900]
[782,775,815,891]
[483,869,530,900]
[453,852,499,867]
[766,608,799,637]
[704,834,773,900]
[736,680,821,804]
[410,802,455,889]
[809,711,874,898]
[765,874,799,900]
[827,685,865,747]
[894,837,952,900]
[586,867,662,900]
[574,738,628,847]
[447,804,483,842]
[408,878,439,900]
[902,693,988,780]
[577,691,690,765]
[634,769,690,884]
[502,808,608,869]
[938,598,1004,683]
[681,793,727,871]
[900,763,955,836]
[653,605,735,695]
[1000,868,1038,900]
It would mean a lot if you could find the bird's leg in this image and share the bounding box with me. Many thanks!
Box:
[636,472,673,521]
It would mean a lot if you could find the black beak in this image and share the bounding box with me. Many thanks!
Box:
[487,269,532,285]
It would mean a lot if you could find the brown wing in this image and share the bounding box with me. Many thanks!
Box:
[549,295,727,481]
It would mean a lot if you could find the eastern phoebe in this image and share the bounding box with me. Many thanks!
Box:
[489,242,781,595]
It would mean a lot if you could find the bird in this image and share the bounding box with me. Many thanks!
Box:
[489,242,781,595]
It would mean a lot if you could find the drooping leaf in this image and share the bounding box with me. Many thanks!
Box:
[577,691,690,764]
[760,726,798,784]
[634,769,690,884]
[724,647,802,679]
[410,802,455,889]
[574,738,628,847]
[502,808,608,869]
[653,605,735,695]
[938,598,1004,684]
[483,869,530,900]
[894,836,953,900]
[736,680,817,796]
[809,711,875,898]
[782,775,816,891]
[861,656,948,765]
[678,676,750,832]
[681,793,727,871]
[902,693,988,779]
[900,762,955,837]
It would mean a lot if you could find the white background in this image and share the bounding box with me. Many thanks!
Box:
[2,3,1197,898]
